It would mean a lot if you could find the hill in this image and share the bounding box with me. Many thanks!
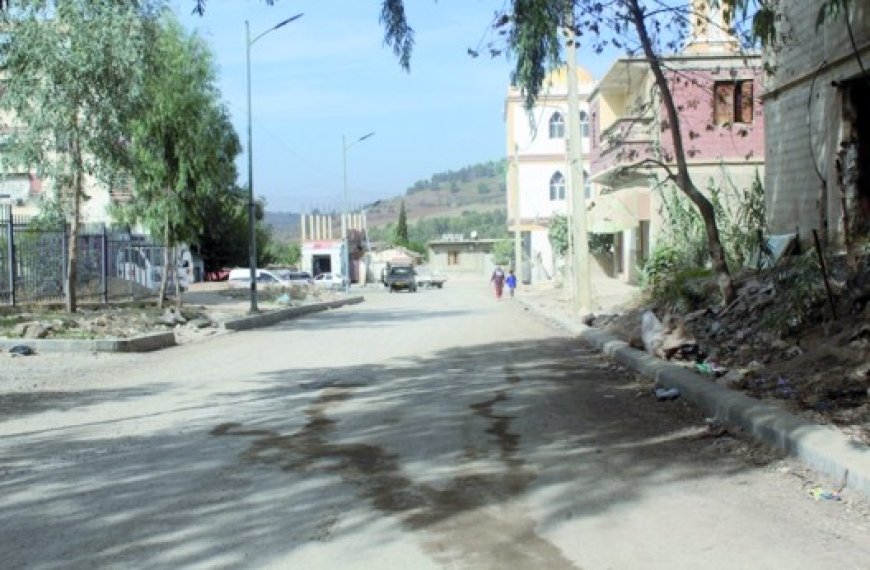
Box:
[366,159,507,229]
[263,211,300,242]
[264,159,508,244]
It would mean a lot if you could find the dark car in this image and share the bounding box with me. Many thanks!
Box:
[385,266,417,293]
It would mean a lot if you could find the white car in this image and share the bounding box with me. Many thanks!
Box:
[313,273,347,289]
[227,268,292,289]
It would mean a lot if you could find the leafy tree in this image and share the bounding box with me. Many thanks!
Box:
[192,186,249,272]
[0,0,157,312]
[119,15,239,308]
[492,239,515,266]
[548,214,569,258]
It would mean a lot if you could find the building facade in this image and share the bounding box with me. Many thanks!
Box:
[505,67,597,284]
[587,8,765,283]
[762,0,870,244]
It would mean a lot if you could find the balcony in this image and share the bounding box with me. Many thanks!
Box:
[589,117,657,183]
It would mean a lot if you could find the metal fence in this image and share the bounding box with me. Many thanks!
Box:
[0,207,173,306]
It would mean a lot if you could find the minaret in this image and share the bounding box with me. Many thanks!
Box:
[683,0,739,54]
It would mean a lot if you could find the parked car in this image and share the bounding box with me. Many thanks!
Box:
[277,270,313,285]
[384,265,417,293]
[313,272,347,289]
[414,266,447,289]
[227,268,292,289]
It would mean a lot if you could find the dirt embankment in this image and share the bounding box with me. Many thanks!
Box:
[597,261,870,447]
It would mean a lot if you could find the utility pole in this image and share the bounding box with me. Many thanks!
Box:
[565,19,592,313]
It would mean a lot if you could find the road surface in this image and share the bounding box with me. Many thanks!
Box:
[1,281,868,569]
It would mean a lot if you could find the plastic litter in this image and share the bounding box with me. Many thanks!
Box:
[9,345,36,356]
[808,487,842,501]
[276,293,291,305]
[695,360,728,377]
[654,387,681,401]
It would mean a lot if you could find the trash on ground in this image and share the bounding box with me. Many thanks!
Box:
[654,387,681,401]
[807,486,842,501]
[9,345,36,356]
[276,293,291,304]
[640,311,700,361]
[695,360,728,377]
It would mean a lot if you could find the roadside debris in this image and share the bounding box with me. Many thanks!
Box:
[808,487,843,501]
[640,310,702,361]
[653,387,681,401]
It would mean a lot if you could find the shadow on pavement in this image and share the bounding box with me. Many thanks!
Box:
[1,335,772,569]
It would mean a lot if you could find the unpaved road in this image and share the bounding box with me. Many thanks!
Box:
[2,281,868,569]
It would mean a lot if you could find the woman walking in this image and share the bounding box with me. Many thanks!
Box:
[490,266,506,299]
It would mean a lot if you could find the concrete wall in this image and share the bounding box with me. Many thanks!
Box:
[762,0,870,241]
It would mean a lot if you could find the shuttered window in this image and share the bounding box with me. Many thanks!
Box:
[713,80,754,125]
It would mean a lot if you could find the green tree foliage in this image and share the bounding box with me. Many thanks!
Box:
[191,186,249,272]
[642,171,767,305]
[404,160,506,196]
[264,240,301,267]
[118,15,241,307]
[548,214,569,258]
[0,0,158,312]
[395,200,409,243]
[492,239,515,266]
[371,209,508,245]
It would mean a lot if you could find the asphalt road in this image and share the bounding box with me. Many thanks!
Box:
[1,280,868,569]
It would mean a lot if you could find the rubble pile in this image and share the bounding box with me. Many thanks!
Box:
[1,305,216,340]
[599,259,870,445]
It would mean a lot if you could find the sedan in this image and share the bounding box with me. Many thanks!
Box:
[313,273,347,289]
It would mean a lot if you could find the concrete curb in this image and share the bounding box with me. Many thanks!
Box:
[0,331,176,353]
[221,296,364,331]
[519,297,870,499]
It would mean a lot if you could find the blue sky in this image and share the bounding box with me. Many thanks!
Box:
[173,1,614,214]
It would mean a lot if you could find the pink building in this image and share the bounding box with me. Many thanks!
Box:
[587,22,765,283]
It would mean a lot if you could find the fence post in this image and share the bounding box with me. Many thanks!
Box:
[61,222,68,297]
[6,206,15,306]
[101,223,108,304]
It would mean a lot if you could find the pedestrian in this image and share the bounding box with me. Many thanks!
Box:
[505,269,517,298]
[490,266,505,299]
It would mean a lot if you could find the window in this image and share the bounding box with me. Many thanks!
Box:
[549,171,566,201]
[583,170,592,200]
[714,80,753,125]
[579,111,590,139]
[549,112,565,139]
[448,251,460,265]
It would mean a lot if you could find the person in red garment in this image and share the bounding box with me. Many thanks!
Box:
[490,266,505,299]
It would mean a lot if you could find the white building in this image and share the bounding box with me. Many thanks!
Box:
[505,66,597,283]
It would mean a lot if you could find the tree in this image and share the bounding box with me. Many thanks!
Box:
[378,0,757,303]
[492,239,515,266]
[395,200,409,244]
[119,15,239,308]
[0,0,157,312]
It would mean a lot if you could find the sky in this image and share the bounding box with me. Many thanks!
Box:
[172,0,615,214]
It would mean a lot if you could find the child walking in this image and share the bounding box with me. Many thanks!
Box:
[505,269,517,298]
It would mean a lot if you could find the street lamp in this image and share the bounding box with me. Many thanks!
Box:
[245,13,303,313]
[341,132,374,292]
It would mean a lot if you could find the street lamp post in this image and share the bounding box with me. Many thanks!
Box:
[245,14,303,313]
[341,132,374,293]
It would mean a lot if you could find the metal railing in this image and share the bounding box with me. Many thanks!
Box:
[0,208,171,306]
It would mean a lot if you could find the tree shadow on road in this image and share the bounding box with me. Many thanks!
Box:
[0,335,782,569]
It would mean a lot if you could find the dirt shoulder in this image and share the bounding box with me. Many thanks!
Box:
[0,282,347,346]
[520,270,870,448]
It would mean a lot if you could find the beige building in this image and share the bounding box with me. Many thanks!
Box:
[587,3,764,283]
[762,0,870,244]
[505,67,597,284]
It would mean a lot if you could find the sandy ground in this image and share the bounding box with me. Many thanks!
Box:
[2,281,869,569]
